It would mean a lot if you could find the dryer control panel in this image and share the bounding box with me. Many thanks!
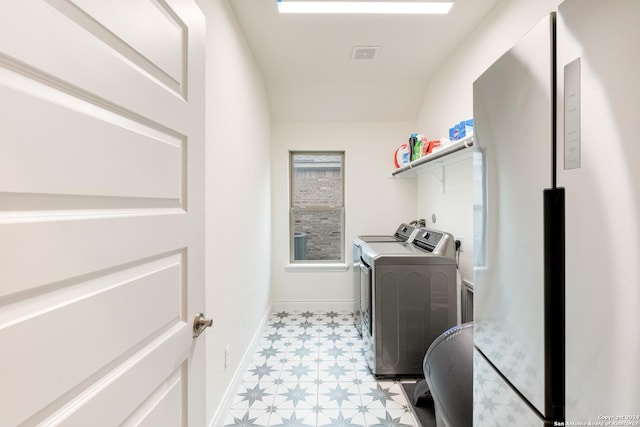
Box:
[413,228,456,259]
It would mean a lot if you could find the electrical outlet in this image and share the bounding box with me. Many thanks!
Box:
[456,236,464,251]
[225,344,230,369]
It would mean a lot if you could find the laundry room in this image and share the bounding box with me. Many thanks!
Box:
[2,0,639,426]
[201,1,640,425]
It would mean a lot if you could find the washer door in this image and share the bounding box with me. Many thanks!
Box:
[360,261,372,336]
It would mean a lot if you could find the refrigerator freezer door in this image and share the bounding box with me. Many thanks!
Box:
[473,14,556,419]
[556,0,640,422]
[474,349,547,427]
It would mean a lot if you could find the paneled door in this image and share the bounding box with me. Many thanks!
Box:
[0,0,206,425]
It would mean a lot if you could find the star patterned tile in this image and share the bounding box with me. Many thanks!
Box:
[221,311,419,427]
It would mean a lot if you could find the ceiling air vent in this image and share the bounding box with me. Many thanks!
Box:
[351,46,379,61]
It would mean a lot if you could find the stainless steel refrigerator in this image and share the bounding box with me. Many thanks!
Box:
[473,0,640,425]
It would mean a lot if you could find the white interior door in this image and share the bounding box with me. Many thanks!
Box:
[0,0,206,425]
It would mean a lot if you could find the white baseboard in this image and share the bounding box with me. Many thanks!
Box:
[208,303,272,427]
[272,300,356,313]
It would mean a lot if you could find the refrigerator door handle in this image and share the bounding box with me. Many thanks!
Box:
[543,187,565,419]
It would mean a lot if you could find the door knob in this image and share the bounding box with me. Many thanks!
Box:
[193,313,213,338]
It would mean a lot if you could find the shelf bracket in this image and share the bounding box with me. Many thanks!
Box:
[431,162,445,193]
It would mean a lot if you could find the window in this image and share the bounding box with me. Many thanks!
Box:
[290,152,344,263]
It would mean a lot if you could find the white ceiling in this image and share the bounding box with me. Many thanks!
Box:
[228,0,500,122]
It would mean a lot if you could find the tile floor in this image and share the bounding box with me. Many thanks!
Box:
[221,310,420,427]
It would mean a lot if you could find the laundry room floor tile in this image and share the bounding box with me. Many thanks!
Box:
[220,311,420,427]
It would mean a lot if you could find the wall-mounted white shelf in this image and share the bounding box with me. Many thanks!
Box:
[391,135,474,177]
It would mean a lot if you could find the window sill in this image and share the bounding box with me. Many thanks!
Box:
[285,263,350,272]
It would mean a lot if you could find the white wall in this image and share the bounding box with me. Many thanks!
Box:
[415,0,563,284]
[198,0,272,423]
[271,122,417,307]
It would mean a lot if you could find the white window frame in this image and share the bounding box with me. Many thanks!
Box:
[288,151,346,270]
